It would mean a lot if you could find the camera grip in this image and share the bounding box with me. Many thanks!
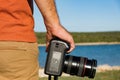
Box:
[45,39,69,76]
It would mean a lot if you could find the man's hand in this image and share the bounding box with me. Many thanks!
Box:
[46,24,75,53]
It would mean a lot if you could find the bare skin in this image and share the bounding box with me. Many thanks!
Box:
[34,0,75,52]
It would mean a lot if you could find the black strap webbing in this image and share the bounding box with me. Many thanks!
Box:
[27,0,33,14]
[48,75,58,80]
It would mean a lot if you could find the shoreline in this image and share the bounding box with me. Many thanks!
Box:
[39,64,120,77]
[38,42,120,46]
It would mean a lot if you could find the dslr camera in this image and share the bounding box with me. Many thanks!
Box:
[45,38,97,79]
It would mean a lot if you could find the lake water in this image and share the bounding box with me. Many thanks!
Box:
[38,44,120,68]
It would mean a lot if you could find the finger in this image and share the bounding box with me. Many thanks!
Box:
[67,41,75,53]
[67,45,75,53]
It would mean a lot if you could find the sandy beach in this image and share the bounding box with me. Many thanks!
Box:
[39,64,120,77]
[97,64,120,72]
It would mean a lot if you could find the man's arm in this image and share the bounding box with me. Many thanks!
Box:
[34,0,75,52]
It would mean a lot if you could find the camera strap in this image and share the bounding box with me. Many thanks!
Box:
[48,75,58,80]
[27,0,33,14]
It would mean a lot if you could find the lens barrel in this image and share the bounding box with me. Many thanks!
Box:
[63,55,97,78]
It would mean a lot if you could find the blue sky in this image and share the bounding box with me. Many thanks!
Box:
[33,0,120,32]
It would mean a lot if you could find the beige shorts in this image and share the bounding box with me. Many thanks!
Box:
[0,41,39,80]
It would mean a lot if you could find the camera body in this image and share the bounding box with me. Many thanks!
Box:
[45,38,69,76]
[45,38,97,78]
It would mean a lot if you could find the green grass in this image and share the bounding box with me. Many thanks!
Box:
[39,70,120,80]
[71,32,120,43]
[35,32,46,44]
[35,31,120,44]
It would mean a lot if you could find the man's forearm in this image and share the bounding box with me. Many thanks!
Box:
[34,0,60,28]
[35,0,75,52]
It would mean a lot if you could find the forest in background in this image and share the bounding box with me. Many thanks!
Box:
[35,31,120,44]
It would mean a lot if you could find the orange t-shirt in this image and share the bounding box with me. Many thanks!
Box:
[0,0,37,42]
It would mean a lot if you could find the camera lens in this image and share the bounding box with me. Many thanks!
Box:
[63,55,97,78]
